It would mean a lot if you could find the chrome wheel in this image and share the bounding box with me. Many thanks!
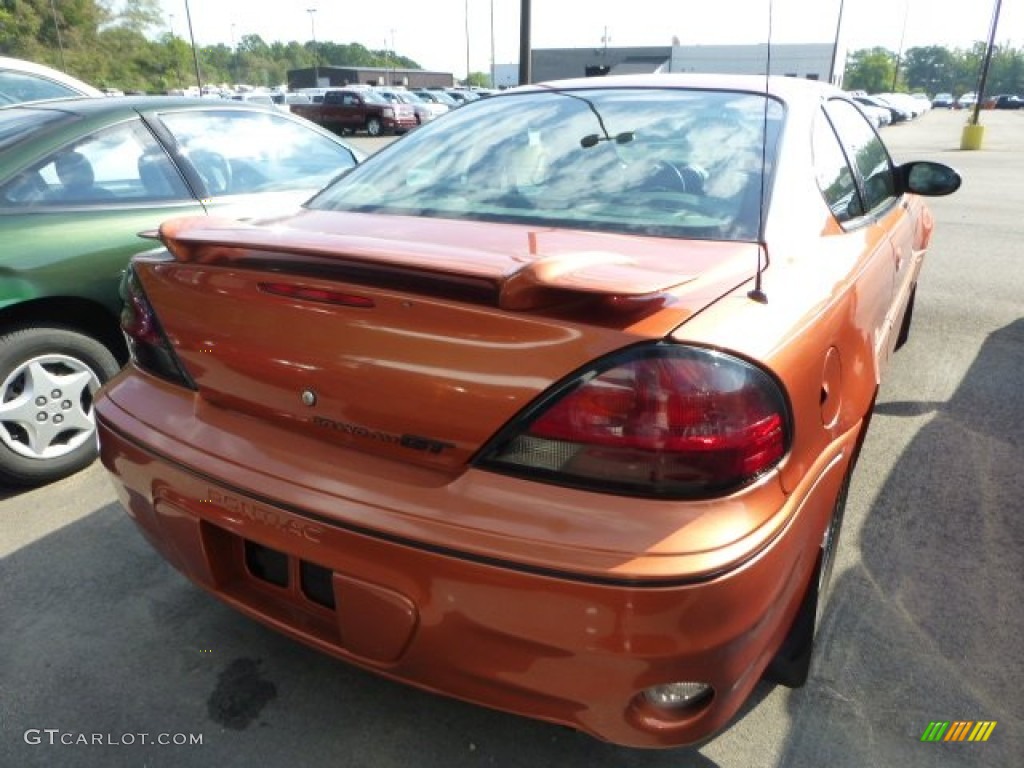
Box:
[0,353,101,460]
[0,326,120,486]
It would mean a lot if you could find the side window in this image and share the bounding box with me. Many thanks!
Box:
[0,119,190,206]
[159,109,358,197]
[824,99,896,214]
[812,109,862,223]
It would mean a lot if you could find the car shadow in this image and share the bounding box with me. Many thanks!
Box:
[776,318,1024,767]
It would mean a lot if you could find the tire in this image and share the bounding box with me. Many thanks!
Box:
[894,285,916,351]
[764,470,850,687]
[365,117,382,137]
[0,326,120,487]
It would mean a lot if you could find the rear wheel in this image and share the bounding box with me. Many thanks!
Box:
[0,326,119,486]
[894,285,916,351]
[365,117,382,137]
[765,470,850,687]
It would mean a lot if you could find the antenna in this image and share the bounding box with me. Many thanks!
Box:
[747,0,773,305]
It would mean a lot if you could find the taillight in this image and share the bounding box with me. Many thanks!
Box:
[477,345,789,498]
[120,267,195,389]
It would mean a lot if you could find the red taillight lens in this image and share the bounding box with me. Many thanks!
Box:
[478,346,789,498]
[120,267,195,389]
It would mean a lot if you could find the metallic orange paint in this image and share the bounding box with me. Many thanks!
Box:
[95,75,957,747]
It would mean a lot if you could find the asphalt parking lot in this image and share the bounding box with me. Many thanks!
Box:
[1,108,1022,767]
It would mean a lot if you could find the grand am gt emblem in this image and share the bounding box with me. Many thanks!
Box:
[310,415,455,455]
[300,388,453,454]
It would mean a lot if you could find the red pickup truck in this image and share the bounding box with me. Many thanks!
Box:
[291,88,418,136]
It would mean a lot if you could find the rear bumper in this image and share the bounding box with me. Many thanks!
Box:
[96,375,856,748]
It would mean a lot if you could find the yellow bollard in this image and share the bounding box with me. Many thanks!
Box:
[960,123,985,150]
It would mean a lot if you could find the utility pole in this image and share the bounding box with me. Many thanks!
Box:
[518,0,531,85]
[464,0,471,85]
[308,8,319,86]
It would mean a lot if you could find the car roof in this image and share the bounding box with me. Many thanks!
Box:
[2,95,288,118]
[513,73,842,103]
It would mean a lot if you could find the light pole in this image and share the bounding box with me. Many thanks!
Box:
[390,29,396,86]
[970,0,1004,126]
[490,0,496,88]
[230,23,237,84]
[307,8,319,86]
[518,0,531,85]
[464,0,471,85]
[891,0,910,91]
[828,0,845,86]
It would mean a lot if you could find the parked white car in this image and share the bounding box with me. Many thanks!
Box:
[957,92,977,109]
[376,88,448,124]
[0,56,102,105]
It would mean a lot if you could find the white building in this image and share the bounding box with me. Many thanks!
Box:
[527,43,845,88]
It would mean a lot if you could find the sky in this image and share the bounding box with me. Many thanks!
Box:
[159,0,1021,79]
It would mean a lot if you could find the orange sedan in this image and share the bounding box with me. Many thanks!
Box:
[95,75,960,748]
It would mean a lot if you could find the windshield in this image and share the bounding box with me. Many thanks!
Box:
[309,87,782,241]
[362,90,389,105]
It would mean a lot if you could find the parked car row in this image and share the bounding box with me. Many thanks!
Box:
[983,93,1023,109]
[928,91,1022,110]
[849,91,932,127]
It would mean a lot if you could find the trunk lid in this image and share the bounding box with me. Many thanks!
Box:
[140,211,761,472]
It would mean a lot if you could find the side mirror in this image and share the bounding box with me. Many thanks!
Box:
[897,161,961,197]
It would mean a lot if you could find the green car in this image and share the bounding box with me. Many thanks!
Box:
[0,96,362,486]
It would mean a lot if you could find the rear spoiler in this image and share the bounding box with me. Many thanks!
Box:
[151,217,695,311]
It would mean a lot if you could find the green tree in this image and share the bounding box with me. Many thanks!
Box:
[112,0,162,36]
[953,42,987,97]
[844,48,897,94]
[988,44,1024,95]
[903,46,957,94]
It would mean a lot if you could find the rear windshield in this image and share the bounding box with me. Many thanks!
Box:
[0,108,70,151]
[309,87,783,241]
[0,69,86,105]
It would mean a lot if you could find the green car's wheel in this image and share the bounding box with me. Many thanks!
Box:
[0,326,119,486]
